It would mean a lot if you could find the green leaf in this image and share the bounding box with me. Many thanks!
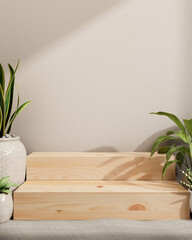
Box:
[5,60,20,128]
[150,112,186,133]
[0,177,10,190]
[0,175,18,193]
[0,179,9,188]
[175,131,191,143]
[162,160,182,179]
[166,131,175,135]
[189,143,192,158]
[150,135,178,158]
[0,176,9,185]
[16,85,20,109]
[176,152,184,168]
[0,182,18,189]
[5,64,15,128]
[0,176,9,180]
[158,146,171,154]
[166,146,190,161]
[183,119,192,138]
[0,183,9,190]
[0,189,11,194]
[6,100,31,134]
[0,84,5,137]
[0,64,5,93]
[0,107,2,132]
[14,59,20,73]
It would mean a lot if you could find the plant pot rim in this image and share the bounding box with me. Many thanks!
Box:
[0,136,20,142]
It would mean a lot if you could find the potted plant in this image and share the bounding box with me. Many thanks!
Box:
[150,111,192,179]
[0,61,30,187]
[0,176,18,223]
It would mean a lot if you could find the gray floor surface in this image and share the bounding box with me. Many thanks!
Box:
[0,219,192,240]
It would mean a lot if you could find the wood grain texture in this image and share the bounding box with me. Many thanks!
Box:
[27,152,175,180]
[14,180,189,220]
[15,180,187,193]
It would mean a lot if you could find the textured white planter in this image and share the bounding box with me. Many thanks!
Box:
[189,190,192,213]
[0,137,26,188]
[0,194,13,223]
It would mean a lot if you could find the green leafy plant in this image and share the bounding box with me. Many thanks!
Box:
[150,111,192,178]
[0,176,18,194]
[180,168,192,190]
[0,60,31,137]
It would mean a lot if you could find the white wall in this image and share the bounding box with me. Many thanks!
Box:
[0,0,191,153]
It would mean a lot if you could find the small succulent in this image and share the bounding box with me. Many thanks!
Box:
[180,168,192,190]
[0,60,31,137]
[150,112,192,178]
[0,176,18,194]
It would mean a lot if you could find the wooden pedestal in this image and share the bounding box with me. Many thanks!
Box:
[13,152,190,220]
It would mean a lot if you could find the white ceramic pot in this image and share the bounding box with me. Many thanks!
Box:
[0,194,13,223]
[189,190,192,213]
[0,137,26,188]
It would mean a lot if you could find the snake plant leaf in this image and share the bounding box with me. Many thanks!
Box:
[14,59,20,72]
[16,85,20,109]
[175,131,191,144]
[6,100,31,134]
[183,119,192,138]
[0,85,5,137]
[5,64,15,128]
[0,107,2,132]
[5,60,20,128]
[150,135,178,158]
[150,112,186,133]
[162,160,182,179]
[0,64,5,93]
[166,146,190,161]
[158,146,171,154]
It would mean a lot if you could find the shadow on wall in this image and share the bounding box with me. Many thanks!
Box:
[85,127,178,154]
[87,146,118,152]
[0,0,125,63]
[134,126,178,152]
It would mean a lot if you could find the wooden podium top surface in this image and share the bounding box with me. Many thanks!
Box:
[16,180,187,193]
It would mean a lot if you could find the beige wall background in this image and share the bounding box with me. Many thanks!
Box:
[0,0,191,153]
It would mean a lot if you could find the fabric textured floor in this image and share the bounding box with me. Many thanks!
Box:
[0,219,192,240]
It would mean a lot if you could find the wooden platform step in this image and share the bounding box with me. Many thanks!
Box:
[14,180,190,220]
[26,152,175,181]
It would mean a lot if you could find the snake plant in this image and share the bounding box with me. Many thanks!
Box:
[0,60,30,137]
[150,112,192,178]
[0,176,18,194]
